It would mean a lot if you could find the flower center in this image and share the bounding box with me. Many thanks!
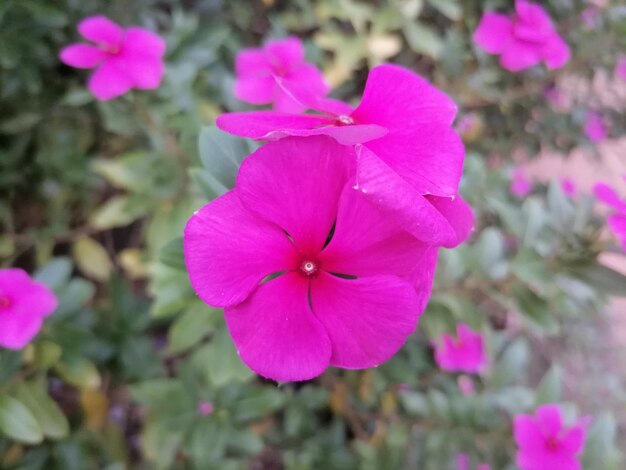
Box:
[0,295,11,310]
[336,115,354,126]
[546,436,560,451]
[299,259,319,278]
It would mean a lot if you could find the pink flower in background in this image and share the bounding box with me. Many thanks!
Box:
[60,16,166,101]
[433,324,487,374]
[457,375,476,396]
[473,0,570,72]
[234,37,329,113]
[561,178,577,197]
[184,136,438,382]
[510,168,533,197]
[456,454,491,470]
[580,7,601,30]
[197,401,214,417]
[218,64,473,248]
[584,111,607,143]
[594,179,626,250]
[0,269,57,350]
[616,56,626,80]
[514,404,589,470]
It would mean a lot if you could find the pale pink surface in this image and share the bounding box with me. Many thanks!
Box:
[584,111,607,143]
[473,1,570,72]
[217,64,472,247]
[433,324,487,373]
[184,136,437,382]
[0,269,57,350]
[514,404,588,470]
[234,37,328,113]
[594,181,626,250]
[60,16,166,101]
[616,56,626,81]
[510,168,533,197]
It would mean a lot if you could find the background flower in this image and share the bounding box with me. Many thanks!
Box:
[433,324,487,374]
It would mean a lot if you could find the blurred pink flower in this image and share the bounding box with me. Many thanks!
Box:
[544,86,567,111]
[456,453,491,470]
[218,64,473,248]
[234,37,328,113]
[510,168,533,197]
[433,324,487,374]
[615,56,626,81]
[184,136,438,382]
[60,16,166,101]
[580,7,601,30]
[593,179,626,250]
[584,111,607,143]
[197,401,214,416]
[514,404,588,470]
[473,0,570,72]
[457,375,476,396]
[561,178,577,197]
[0,269,57,350]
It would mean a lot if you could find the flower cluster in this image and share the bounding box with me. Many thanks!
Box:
[183,37,473,381]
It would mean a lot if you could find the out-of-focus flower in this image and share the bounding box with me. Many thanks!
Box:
[197,401,214,417]
[615,56,626,81]
[510,168,533,197]
[218,64,473,248]
[457,375,476,396]
[60,16,166,101]
[544,85,568,112]
[584,111,607,143]
[433,324,487,374]
[234,37,328,113]
[473,0,570,72]
[456,453,491,470]
[514,404,589,470]
[184,136,438,382]
[561,178,577,197]
[580,7,601,30]
[456,113,484,142]
[0,269,57,350]
[593,179,626,250]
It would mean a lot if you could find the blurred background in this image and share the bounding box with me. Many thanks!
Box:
[1,0,625,468]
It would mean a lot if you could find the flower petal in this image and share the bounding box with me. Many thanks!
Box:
[225,273,331,382]
[607,214,626,250]
[78,16,123,47]
[500,40,543,71]
[320,184,430,279]
[120,56,165,89]
[593,183,626,212]
[474,12,514,54]
[535,404,563,436]
[235,76,276,104]
[513,415,546,450]
[184,191,298,308]
[426,194,475,247]
[87,60,133,101]
[236,136,352,254]
[122,27,166,58]
[543,33,570,70]
[0,315,44,350]
[560,425,586,454]
[216,111,332,141]
[265,37,304,70]
[354,145,458,246]
[59,44,105,69]
[310,272,420,369]
[236,49,272,78]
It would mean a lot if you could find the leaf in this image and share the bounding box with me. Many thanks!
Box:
[233,388,286,423]
[489,338,529,388]
[573,264,626,297]
[55,357,101,390]
[204,327,254,386]
[534,365,562,405]
[73,236,113,281]
[89,196,150,230]
[402,22,442,58]
[0,394,43,444]
[159,237,186,271]
[13,381,69,440]
[189,420,229,465]
[167,305,216,354]
[34,257,72,291]
[79,389,109,431]
[426,0,460,20]
[511,284,559,333]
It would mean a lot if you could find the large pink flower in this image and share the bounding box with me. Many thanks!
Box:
[0,269,57,350]
[217,64,473,248]
[234,37,329,113]
[433,324,487,374]
[60,16,166,101]
[184,136,438,382]
[474,0,570,72]
[593,178,626,251]
[514,404,588,470]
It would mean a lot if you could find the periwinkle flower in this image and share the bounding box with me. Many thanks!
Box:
[433,324,487,374]
[184,136,438,382]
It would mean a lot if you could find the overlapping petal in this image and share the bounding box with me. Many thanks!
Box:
[59,44,105,68]
[473,12,514,54]
[78,16,124,46]
[87,60,134,101]
[123,27,167,58]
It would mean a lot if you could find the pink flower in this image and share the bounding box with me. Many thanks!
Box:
[234,37,328,113]
[593,179,626,250]
[457,375,476,396]
[474,0,570,72]
[561,178,577,197]
[616,56,626,81]
[580,7,601,30]
[456,454,491,470]
[0,269,57,350]
[60,16,166,101]
[433,324,487,374]
[184,136,438,382]
[514,404,588,470]
[510,168,533,197]
[197,401,214,417]
[584,111,607,143]
[217,64,473,248]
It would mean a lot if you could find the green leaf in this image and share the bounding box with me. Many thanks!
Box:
[233,388,286,423]
[55,357,101,390]
[34,257,72,291]
[73,236,113,281]
[489,338,529,388]
[402,22,442,58]
[573,264,626,297]
[159,237,186,271]
[534,365,562,405]
[89,196,150,230]
[167,305,216,354]
[511,284,559,333]
[204,327,254,387]
[426,0,460,20]
[14,381,69,440]
[0,394,43,444]
[189,420,229,465]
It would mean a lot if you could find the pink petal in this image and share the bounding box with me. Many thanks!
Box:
[515,0,553,30]
[264,37,304,71]
[310,272,420,369]
[235,49,272,78]
[0,315,44,350]
[236,136,352,254]
[352,64,458,129]
[319,184,430,279]
[184,191,299,308]
[473,12,514,54]
[88,60,133,101]
[407,247,438,313]
[513,415,546,450]
[560,425,586,454]
[272,84,308,113]
[354,145,458,246]
[78,16,123,47]
[543,34,570,69]
[593,183,626,212]
[285,63,329,104]
[426,195,475,247]
[122,27,166,58]
[235,76,276,104]
[608,214,626,250]
[216,111,332,141]
[225,273,331,382]
[120,56,165,89]
[500,40,543,72]
[59,44,105,68]
[535,404,563,436]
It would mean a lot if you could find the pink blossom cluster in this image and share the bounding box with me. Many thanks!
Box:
[184,37,473,382]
